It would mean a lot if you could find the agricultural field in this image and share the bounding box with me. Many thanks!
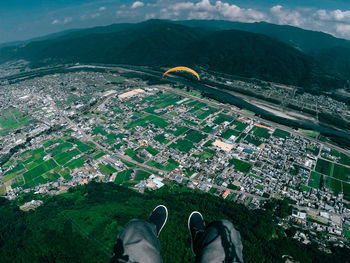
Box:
[114,169,133,184]
[244,135,262,147]
[184,129,207,143]
[308,171,322,189]
[146,158,179,171]
[231,121,248,132]
[99,163,117,175]
[333,163,350,182]
[124,149,144,163]
[325,176,342,195]
[329,150,350,166]
[315,159,333,177]
[192,148,216,162]
[202,125,214,133]
[298,129,319,138]
[154,134,168,144]
[306,145,319,155]
[167,126,188,136]
[229,158,252,173]
[221,129,240,139]
[213,113,234,124]
[135,170,152,181]
[170,139,194,153]
[1,136,97,191]
[196,107,217,120]
[272,129,290,139]
[251,126,270,139]
[0,107,31,135]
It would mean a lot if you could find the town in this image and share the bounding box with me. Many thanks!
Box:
[0,63,350,252]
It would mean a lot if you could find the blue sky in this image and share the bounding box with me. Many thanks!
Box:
[1,0,350,44]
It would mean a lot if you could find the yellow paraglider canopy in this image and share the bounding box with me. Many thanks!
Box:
[162,66,200,80]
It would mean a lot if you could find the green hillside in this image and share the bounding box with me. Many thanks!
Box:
[0,20,346,93]
[0,182,348,262]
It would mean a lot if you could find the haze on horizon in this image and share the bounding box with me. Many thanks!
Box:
[2,0,350,44]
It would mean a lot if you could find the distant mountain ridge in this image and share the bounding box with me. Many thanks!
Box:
[0,19,349,92]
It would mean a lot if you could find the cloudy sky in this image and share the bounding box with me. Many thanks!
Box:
[1,0,350,44]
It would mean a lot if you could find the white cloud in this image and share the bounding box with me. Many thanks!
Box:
[169,0,265,22]
[270,5,304,26]
[145,13,156,20]
[335,23,350,38]
[91,13,100,18]
[109,0,350,40]
[314,9,350,23]
[52,19,59,25]
[63,17,72,24]
[131,1,144,9]
[99,6,106,12]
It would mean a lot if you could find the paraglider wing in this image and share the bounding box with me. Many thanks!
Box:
[162,66,200,80]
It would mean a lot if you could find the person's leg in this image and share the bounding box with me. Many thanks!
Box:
[188,212,244,263]
[110,205,168,263]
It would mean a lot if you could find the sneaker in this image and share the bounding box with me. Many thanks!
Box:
[148,205,168,236]
[188,211,206,255]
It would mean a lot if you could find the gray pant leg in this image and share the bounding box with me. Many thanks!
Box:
[195,220,244,263]
[111,219,162,263]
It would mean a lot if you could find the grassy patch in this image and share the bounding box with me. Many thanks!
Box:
[231,121,248,132]
[93,151,106,160]
[185,129,207,143]
[252,127,270,139]
[213,113,234,124]
[272,129,290,139]
[221,129,240,139]
[299,129,319,138]
[229,158,252,173]
[170,139,194,153]
[114,169,133,184]
[145,146,159,156]
[154,134,168,144]
[23,159,57,183]
[135,170,151,181]
[315,159,333,177]
[65,157,85,170]
[99,163,117,175]
[308,171,322,189]
[124,149,144,163]
[244,135,262,147]
[325,177,342,195]
[54,149,80,165]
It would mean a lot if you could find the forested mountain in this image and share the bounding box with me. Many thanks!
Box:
[177,20,350,82]
[0,182,348,262]
[0,19,348,92]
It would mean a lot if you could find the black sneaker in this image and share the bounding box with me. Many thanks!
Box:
[148,205,168,236]
[188,211,206,255]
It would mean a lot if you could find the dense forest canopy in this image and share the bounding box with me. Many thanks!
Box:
[0,182,348,262]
